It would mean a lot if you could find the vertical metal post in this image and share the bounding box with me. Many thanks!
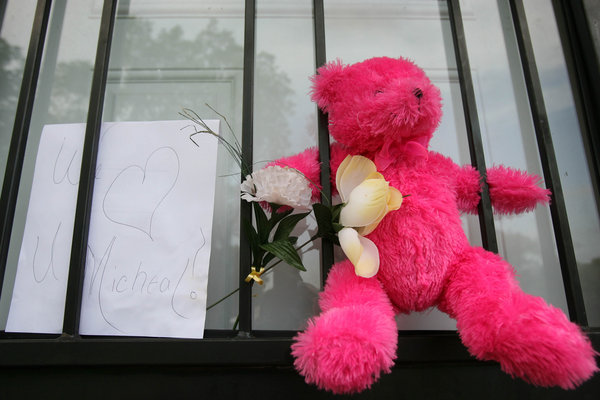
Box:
[28,0,67,139]
[62,0,117,337]
[0,0,52,298]
[552,0,600,217]
[508,0,588,325]
[313,0,333,287]
[238,0,255,335]
[446,0,499,253]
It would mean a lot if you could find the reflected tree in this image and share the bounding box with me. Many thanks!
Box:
[46,60,94,124]
[500,229,567,309]
[42,18,294,155]
[0,38,24,160]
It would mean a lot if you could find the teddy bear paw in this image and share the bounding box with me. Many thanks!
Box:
[470,295,599,389]
[497,314,598,389]
[291,304,397,394]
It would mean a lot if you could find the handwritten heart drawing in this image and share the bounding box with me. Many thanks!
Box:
[102,146,180,240]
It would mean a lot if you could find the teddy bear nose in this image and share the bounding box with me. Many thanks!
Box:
[412,88,423,99]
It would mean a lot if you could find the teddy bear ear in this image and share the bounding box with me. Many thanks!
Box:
[310,59,348,111]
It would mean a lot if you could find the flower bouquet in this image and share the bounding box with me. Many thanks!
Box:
[180,107,404,323]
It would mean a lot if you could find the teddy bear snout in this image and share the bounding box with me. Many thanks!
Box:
[386,86,425,129]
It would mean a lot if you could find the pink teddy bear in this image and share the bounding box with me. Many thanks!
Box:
[270,57,597,393]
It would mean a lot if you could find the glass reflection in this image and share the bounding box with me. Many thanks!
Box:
[0,0,37,330]
[524,0,600,326]
[0,0,37,193]
[101,1,249,330]
[252,0,320,330]
[1,0,102,330]
[461,0,568,313]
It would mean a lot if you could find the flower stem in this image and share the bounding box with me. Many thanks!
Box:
[206,287,240,311]
[205,235,319,311]
[262,236,317,275]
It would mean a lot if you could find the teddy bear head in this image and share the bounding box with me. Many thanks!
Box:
[311,57,442,154]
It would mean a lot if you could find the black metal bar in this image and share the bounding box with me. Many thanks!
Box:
[508,0,588,325]
[238,0,255,335]
[0,0,51,299]
[0,330,598,366]
[313,0,333,287]
[28,0,66,139]
[446,0,498,253]
[552,0,600,218]
[0,332,466,367]
[61,0,117,337]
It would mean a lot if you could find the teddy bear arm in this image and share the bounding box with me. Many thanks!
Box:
[486,165,551,214]
[453,164,483,214]
[268,143,349,202]
[441,160,551,215]
[328,142,350,184]
[269,147,322,201]
[429,153,482,214]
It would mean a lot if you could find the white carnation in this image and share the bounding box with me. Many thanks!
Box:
[240,166,313,209]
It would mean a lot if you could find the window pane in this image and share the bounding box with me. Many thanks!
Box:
[1,0,102,331]
[98,0,245,331]
[461,0,569,314]
[324,0,479,330]
[0,0,37,195]
[252,0,319,330]
[524,0,600,326]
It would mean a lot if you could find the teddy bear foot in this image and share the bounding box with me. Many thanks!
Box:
[489,295,598,389]
[291,304,398,394]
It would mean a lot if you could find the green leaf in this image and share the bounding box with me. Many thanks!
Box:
[313,203,333,238]
[241,218,259,254]
[332,222,344,233]
[241,217,263,265]
[331,203,345,221]
[260,240,306,271]
[253,202,270,243]
[273,211,311,242]
[268,205,294,230]
[262,237,297,267]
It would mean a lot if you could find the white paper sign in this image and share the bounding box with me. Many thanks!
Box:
[6,120,219,338]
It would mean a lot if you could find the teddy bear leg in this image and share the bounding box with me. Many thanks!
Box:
[439,247,598,388]
[291,260,398,394]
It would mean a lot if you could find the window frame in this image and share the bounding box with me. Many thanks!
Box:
[0,0,598,369]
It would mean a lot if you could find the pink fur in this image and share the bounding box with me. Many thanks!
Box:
[487,165,551,214]
[438,247,597,389]
[276,57,597,393]
[268,147,322,201]
[292,261,397,394]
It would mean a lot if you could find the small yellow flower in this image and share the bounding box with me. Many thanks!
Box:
[336,155,403,277]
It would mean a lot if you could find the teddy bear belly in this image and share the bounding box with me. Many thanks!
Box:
[379,266,447,313]
[371,210,468,313]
